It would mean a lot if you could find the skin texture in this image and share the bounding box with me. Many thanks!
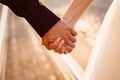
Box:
[42,0,93,54]
[42,19,77,53]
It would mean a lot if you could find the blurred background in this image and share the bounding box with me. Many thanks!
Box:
[0,0,112,80]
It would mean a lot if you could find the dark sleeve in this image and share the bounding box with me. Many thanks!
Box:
[0,0,60,37]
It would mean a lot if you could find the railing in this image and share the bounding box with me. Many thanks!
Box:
[0,6,8,80]
[0,0,117,80]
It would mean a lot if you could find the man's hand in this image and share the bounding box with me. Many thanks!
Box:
[42,19,77,53]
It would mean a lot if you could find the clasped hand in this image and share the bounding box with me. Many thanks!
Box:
[42,19,77,54]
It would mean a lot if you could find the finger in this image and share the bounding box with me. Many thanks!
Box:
[66,46,73,53]
[59,44,68,54]
[64,50,69,54]
[54,40,65,53]
[42,37,50,49]
[65,38,75,48]
[48,37,61,50]
[69,33,76,43]
[71,29,77,36]
[42,37,48,45]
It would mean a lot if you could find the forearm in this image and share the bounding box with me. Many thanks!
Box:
[63,0,93,27]
[0,0,60,37]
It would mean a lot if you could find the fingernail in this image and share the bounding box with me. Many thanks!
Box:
[61,40,65,43]
[57,37,61,42]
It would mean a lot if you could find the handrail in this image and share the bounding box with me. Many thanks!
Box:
[60,54,84,80]
[0,6,9,80]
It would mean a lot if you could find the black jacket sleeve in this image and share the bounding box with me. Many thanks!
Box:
[0,0,60,37]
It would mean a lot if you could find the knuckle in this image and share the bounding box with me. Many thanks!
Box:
[68,48,73,53]
[59,51,63,54]
[73,38,76,43]
[48,47,53,50]
[47,47,52,50]
[74,32,77,36]
[54,48,58,52]
[72,44,75,48]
